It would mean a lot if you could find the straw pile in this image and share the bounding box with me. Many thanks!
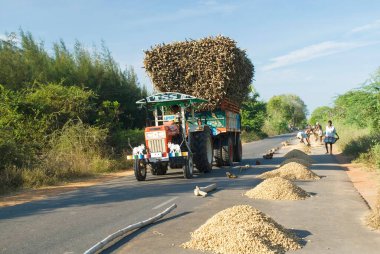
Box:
[144,36,254,110]
[284,149,315,163]
[258,162,320,180]
[182,205,301,254]
[366,191,380,230]
[280,158,311,168]
[245,177,310,200]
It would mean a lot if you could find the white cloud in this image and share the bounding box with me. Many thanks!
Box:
[351,19,380,33]
[262,40,377,71]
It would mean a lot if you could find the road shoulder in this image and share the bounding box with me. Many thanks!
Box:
[335,152,380,210]
[0,170,133,207]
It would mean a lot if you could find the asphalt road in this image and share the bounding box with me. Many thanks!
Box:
[1,133,379,254]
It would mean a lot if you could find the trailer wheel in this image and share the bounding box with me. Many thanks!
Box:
[222,135,234,166]
[191,126,213,173]
[214,138,223,167]
[233,135,243,162]
[183,155,193,179]
[134,159,147,181]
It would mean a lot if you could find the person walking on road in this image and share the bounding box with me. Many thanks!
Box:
[324,120,339,154]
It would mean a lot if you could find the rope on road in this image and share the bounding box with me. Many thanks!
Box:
[83,203,177,254]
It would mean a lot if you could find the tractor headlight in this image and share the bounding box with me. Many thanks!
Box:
[145,131,166,140]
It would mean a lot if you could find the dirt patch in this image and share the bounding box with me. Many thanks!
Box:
[258,162,320,181]
[0,170,133,207]
[182,205,301,254]
[245,177,310,200]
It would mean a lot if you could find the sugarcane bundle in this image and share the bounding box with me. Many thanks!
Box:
[143,36,254,110]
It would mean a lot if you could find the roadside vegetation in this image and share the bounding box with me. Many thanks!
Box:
[310,68,380,171]
[0,31,147,194]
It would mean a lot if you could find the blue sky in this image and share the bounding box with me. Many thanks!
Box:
[1,0,380,114]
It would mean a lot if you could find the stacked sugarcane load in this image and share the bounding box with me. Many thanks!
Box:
[143,36,254,110]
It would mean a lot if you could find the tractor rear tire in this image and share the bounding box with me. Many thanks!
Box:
[134,159,147,181]
[183,155,194,179]
[233,135,243,162]
[222,135,234,166]
[191,126,213,173]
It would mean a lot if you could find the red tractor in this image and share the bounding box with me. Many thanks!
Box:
[127,92,242,181]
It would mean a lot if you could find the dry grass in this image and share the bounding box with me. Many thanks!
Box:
[182,205,301,254]
[284,149,315,163]
[280,158,311,168]
[258,162,320,181]
[366,191,380,230]
[245,177,310,200]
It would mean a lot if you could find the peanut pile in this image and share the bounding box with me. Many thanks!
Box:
[245,177,310,200]
[258,162,320,181]
[182,205,301,254]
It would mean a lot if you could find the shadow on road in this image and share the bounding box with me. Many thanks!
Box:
[101,211,192,254]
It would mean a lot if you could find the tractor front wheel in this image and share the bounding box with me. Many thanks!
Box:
[183,155,194,179]
[134,159,147,181]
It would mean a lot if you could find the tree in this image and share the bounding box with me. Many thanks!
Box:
[0,30,147,128]
[241,86,267,133]
[266,94,307,134]
[309,106,333,126]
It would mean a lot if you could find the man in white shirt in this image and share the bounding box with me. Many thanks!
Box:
[324,120,339,154]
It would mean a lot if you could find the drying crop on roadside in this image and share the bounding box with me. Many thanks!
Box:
[258,162,320,180]
[245,177,310,200]
[366,191,380,230]
[182,205,301,254]
[284,149,315,163]
[300,145,312,154]
[280,158,311,168]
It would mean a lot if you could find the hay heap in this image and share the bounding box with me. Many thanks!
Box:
[280,158,311,168]
[182,205,301,254]
[366,191,380,230]
[245,177,310,200]
[144,36,254,110]
[284,149,315,163]
[258,162,320,180]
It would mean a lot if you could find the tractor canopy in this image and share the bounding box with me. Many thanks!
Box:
[136,92,207,108]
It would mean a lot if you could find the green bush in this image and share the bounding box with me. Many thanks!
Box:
[43,121,110,175]
[262,119,289,136]
[108,128,145,154]
[334,122,380,171]
[0,166,23,194]
[355,144,380,170]
[241,130,268,143]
